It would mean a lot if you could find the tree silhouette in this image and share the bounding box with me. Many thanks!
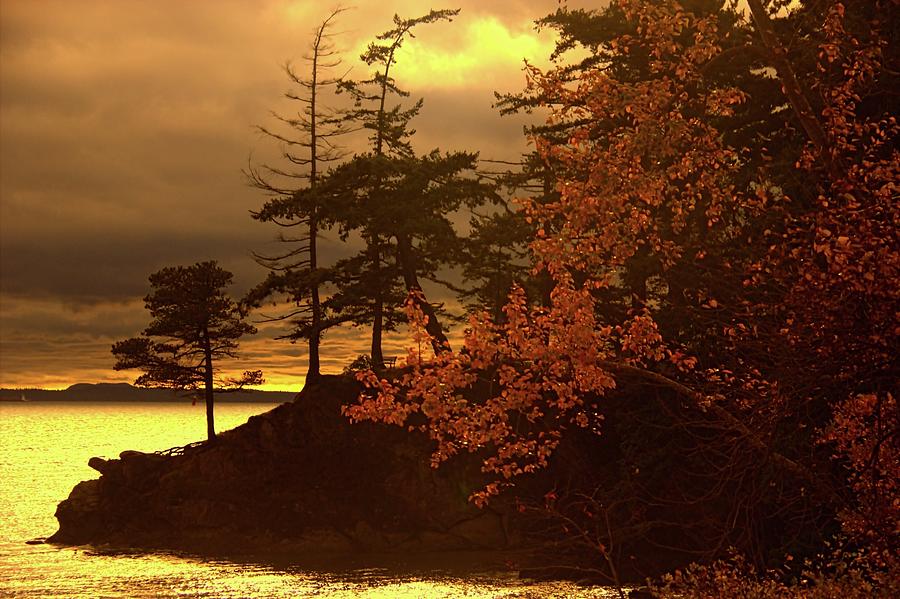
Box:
[331,9,461,365]
[112,261,261,441]
[347,0,899,578]
[246,8,351,384]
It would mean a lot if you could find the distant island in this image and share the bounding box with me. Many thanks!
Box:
[0,382,294,403]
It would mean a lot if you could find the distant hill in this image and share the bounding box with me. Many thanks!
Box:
[0,383,295,403]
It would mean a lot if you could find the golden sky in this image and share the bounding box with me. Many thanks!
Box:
[0,0,594,391]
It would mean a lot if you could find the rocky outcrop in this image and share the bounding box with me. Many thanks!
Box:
[48,376,515,556]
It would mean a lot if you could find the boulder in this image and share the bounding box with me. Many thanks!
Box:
[49,480,104,544]
[88,456,119,476]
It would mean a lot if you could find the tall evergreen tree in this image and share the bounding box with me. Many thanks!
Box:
[324,9,501,358]
[246,8,350,384]
[317,147,498,354]
[112,262,261,441]
[330,9,460,364]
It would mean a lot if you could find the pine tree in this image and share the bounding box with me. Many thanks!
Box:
[246,8,350,384]
[112,262,261,441]
[324,9,504,358]
[328,9,460,364]
[318,147,498,354]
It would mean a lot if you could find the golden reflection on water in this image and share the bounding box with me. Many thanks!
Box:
[0,402,615,597]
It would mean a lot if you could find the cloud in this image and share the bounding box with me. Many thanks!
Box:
[0,0,576,388]
[355,14,555,91]
[0,293,458,391]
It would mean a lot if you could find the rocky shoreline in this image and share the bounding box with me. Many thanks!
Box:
[48,376,520,559]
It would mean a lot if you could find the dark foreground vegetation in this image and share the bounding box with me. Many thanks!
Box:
[46,375,809,584]
[57,1,898,597]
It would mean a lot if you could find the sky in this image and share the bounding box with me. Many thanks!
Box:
[0,0,599,392]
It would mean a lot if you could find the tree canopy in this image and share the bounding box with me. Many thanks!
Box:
[224,0,898,589]
[246,8,352,383]
[345,0,899,584]
[113,261,261,440]
[249,8,500,370]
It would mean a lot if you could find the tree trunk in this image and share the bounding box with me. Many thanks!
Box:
[307,36,322,384]
[624,247,651,311]
[370,238,385,368]
[746,0,828,156]
[307,212,322,382]
[201,330,216,441]
[367,35,397,370]
[599,360,842,507]
[396,233,451,353]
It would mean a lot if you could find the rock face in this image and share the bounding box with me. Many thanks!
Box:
[48,376,512,555]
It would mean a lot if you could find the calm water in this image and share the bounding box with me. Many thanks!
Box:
[0,401,614,598]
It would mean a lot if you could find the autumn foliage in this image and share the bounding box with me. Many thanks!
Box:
[343,0,898,580]
[347,0,753,503]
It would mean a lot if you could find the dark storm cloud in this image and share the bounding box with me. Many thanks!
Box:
[0,296,146,340]
[0,0,596,388]
[1,229,264,301]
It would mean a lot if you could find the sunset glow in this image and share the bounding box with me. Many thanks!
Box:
[2,1,896,596]
[0,1,572,391]
[388,16,555,89]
